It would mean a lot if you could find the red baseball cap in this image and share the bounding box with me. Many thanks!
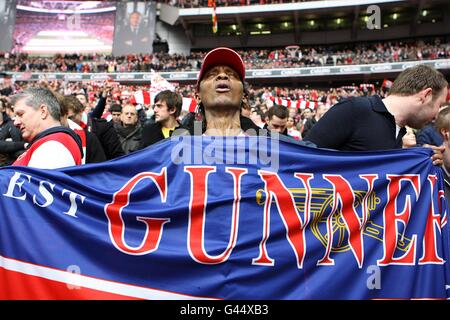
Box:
[197,47,245,86]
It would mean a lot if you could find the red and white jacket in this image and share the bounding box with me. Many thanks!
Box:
[13,127,83,168]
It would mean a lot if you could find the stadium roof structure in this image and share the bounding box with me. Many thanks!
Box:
[158,0,450,49]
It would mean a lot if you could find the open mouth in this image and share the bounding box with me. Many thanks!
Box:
[215,82,231,93]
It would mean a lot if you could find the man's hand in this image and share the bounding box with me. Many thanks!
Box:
[425,144,445,166]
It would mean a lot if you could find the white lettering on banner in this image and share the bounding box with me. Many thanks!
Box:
[401,62,422,70]
[62,189,86,218]
[370,65,393,72]
[33,181,55,208]
[91,75,109,80]
[3,172,30,200]
[340,66,362,73]
[309,68,331,75]
[65,75,83,80]
[280,69,302,75]
[434,61,450,69]
[117,74,135,80]
[2,172,86,218]
[169,73,189,79]
[252,71,273,77]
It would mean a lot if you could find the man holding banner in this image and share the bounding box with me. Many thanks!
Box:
[304,65,448,159]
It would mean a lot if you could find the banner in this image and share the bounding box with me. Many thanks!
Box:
[7,59,450,82]
[0,136,449,299]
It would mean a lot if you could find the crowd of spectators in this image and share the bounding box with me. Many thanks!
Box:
[1,73,449,166]
[0,76,404,163]
[1,38,448,73]
[157,0,313,7]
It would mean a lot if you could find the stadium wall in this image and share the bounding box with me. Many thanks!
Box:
[156,21,191,55]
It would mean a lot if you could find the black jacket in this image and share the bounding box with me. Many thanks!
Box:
[0,115,25,165]
[140,121,188,149]
[85,130,107,163]
[182,113,269,136]
[88,118,125,160]
[116,124,143,155]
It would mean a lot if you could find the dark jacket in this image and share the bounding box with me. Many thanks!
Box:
[0,114,25,166]
[85,130,107,163]
[304,95,406,151]
[116,124,143,154]
[115,24,152,55]
[140,121,188,149]
[416,123,444,147]
[302,117,318,139]
[88,118,125,160]
[182,113,269,136]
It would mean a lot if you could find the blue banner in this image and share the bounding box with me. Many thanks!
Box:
[0,136,449,299]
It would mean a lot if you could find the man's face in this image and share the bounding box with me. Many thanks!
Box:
[409,88,448,129]
[67,109,83,125]
[129,12,141,28]
[316,105,329,118]
[267,115,287,133]
[198,65,243,112]
[302,108,313,119]
[111,111,122,123]
[13,98,43,142]
[250,110,261,123]
[121,105,138,127]
[153,100,174,125]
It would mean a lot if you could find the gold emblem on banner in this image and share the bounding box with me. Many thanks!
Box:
[256,188,412,253]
